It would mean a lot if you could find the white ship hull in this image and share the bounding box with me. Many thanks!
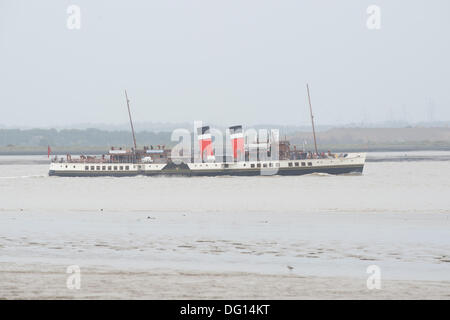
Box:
[49,153,366,177]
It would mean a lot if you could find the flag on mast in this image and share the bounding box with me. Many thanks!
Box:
[48,145,51,158]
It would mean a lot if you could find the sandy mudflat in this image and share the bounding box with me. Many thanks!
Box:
[0,263,449,300]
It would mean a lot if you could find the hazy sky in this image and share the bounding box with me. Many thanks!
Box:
[0,0,449,128]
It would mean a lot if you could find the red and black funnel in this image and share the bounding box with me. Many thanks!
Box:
[229,125,244,161]
[197,126,213,161]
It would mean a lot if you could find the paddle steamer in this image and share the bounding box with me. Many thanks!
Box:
[49,86,366,177]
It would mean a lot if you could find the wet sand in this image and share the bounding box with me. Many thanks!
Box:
[1,263,449,299]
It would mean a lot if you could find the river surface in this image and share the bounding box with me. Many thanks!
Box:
[0,152,449,299]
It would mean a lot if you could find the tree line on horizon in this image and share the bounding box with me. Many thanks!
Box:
[0,128,172,147]
[1,127,449,148]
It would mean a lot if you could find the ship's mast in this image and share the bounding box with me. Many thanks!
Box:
[124,90,137,150]
[306,84,318,155]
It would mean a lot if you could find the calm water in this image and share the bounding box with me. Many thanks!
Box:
[0,152,449,287]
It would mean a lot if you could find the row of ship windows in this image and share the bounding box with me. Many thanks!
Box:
[290,161,313,167]
[191,161,314,169]
[248,161,312,168]
[85,165,130,171]
[248,162,279,168]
